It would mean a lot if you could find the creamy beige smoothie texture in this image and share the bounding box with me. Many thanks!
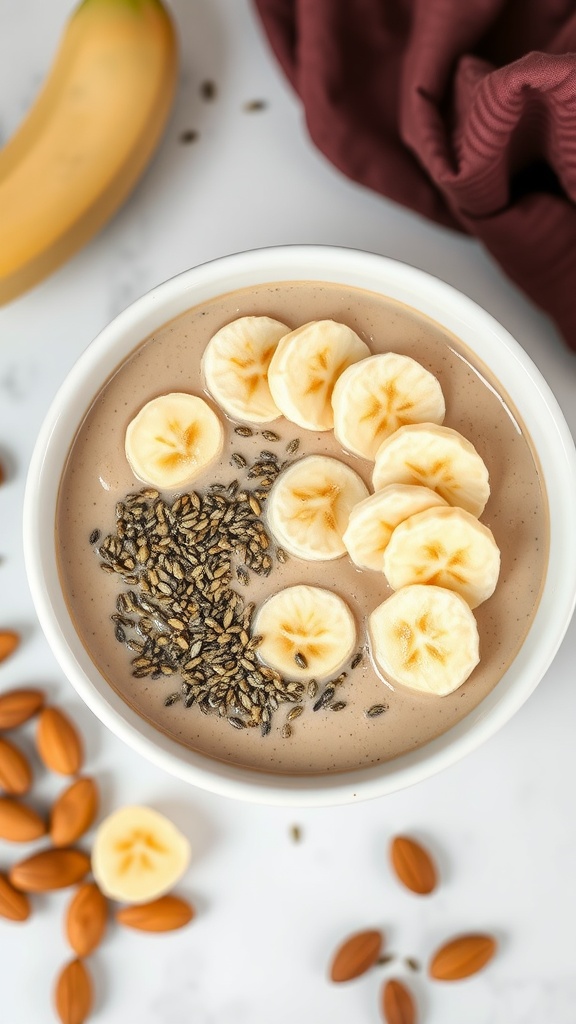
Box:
[56,282,548,775]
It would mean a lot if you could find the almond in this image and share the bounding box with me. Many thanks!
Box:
[0,872,31,921]
[330,928,383,982]
[36,707,83,776]
[9,848,91,892]
[0,737,33,794]
[55,957,93,1024]
[0,797,46,842]
[66,883,108,956]
[50,777,99,847]
[382,978,417,1024]
[0,688,44,729]
[390,835,437,895]
[116,894,195,932]
[429,933,497,980]
[0,630,20,664]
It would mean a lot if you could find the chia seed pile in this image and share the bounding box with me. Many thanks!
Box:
[92,436,385,735]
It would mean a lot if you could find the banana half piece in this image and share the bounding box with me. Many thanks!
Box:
[202,316,289,423]
[254,585,357,681]
[267,455,369,560]
[343,483,448,571]
[383,506,501,609]
[125,393,223,490]
[267,320,370,431]
[92,806,190,904]
[332,353,446,460]
[373,423,490,517]
[369,585,480,696]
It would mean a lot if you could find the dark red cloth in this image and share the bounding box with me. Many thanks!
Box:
[254,0,576,351]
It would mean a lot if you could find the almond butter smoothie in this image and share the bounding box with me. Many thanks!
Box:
[55,282,548,775]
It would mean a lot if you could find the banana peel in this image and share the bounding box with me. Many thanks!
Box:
[0,0,178,305]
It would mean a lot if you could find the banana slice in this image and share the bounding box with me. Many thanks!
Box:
[383,505,500,608]
[267,455,369,560]
[373,423,490,517]
[267,320,370,431]
[202,316,289,423]
[125,392,223,490]
[254,585,357,681]
[343,484,448,571]
[368,585,480,696]
[92,806,190,904]
[332,353,445,459]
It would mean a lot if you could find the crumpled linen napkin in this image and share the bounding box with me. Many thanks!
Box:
[254,0,576,351]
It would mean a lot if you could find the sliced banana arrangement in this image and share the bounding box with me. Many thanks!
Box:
[267,319,370,431]
[372,423,490,517]
[383,505,501,608]
[343,483,448,571]
[332,352,445,459]
[254,585,357,681]
[202,315,289,422]
[125,392,223,489]
[118,310,504,714]
[266,455,369,560]
[368,585,480,695]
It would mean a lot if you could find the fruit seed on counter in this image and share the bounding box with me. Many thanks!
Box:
[0,797,46,842]
[36,707,84,776]
[9,848,91,892]
[0,737,33,794]
[65,884,108,958]
[0,688,44,729]
[50,777,99,847]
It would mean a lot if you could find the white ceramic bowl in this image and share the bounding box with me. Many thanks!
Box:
[24,246,576,805]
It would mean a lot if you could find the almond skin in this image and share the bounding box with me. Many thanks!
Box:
[0,797,46,842]
[429,933,497,980]
[382,978,417,1024]
[36,707,83,776]
[0,688,45,729]
[0,872,31,921]
[55,958,93,1024]
[50,777,99,847]
[0,737,33,794]
[116,894,195,932]
[9,848,91,892]
[0,630,20,664]
[390,835,437,895]
[330,928,383,982]
[66,883,108,956]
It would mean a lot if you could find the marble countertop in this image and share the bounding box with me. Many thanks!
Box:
[1,1,576,1021]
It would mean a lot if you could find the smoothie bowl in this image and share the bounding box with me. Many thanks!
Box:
[23,246,576,805]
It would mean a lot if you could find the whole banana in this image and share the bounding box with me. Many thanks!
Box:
[0,0,177,304]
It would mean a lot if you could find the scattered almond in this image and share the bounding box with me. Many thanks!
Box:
[66,883,108,957]
[50,777,98,847]
[390,835,437,895]
[0,797,46,842]
[9,848,91,892]
[382,978,417,1024]
[330,928,383,982]
[0,871,31,921]
[0,630,20,664]
[116,894,195,932]
[0,687,45,729]
[0,736,33,794]
[429,933,497,980]
[55,957,93,1024]
[36,707,83,776]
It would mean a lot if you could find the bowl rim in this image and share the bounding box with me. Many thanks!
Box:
[23,244,576,805]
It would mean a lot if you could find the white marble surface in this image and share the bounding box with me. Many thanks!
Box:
[1,1,576,1021]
